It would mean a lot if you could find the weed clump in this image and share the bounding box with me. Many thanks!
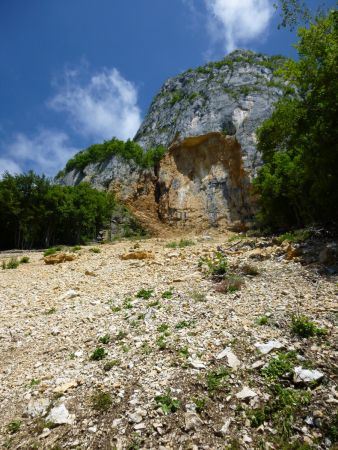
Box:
[91,390,113,411]
[206,367,229,393]
[90,347,107,361]
[103,360,120,371]
[20,256,30,263]
[2,258,20,269]
[166,239,195,249]
[89,247,101,253]
[291,315,327,338]
[7,420,21,434]
[155,391,180,414]
[261,351,298,381]
[199,251,228,279]
[256,315,270,325]
[99,334,111,344]
[43,247,62,256]
[136,289,153,299]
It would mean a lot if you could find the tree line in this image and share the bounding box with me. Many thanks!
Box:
[0,171,115,249]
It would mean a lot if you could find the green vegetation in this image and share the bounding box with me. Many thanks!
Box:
[193,397,207,413]
[191,291,206,302]
[7,420,21,434]
[156,334,167,350]
[161,289,173,299]
[103,360,120,371]
[155,391,180,414]
[249,384,311,439]
[91,390,113,411]
[90,347,107,361]
[166,239,195,249]
[99,334,111,344]
[276,229,311,243]
[254,11,338,228]
[19,256,30,263]
[43,247,62,256]
[261,351,298,381]
[175,320,192,330]
[2,258,20,269]
[291,315,327,338]
[136,289,153,299]
[256,315,270,326]
[89,247,101,253]
[170,90,184,106]
[58,137,166,175]
[199,251,228,278]
[0,172,115,249]
[157,323,169,333]
[177,346,189,359]
[206,367,229,393]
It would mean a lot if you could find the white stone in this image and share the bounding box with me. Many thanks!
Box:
[255,340,283,355]
[294,366,324,383]
[27,398,50,418]
[184,412,203,431]
[189,359,206,369]
[220,418,231,435]
[59,290,79,300]
[236,387,258,400]
[46,404,74,425]
[215,347,240,370]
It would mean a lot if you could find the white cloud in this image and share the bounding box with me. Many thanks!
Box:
[0,158,22,176]
[3,130,78,177]
[203,0,274,53]
[49,68,142,142]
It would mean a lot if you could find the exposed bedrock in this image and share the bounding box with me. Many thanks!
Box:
[156,132,253,229]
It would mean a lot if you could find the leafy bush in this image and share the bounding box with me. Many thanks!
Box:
[261,351,298,380]
[20,256,30,263]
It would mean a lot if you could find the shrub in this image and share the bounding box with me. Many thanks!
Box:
[261,351,298,381]
[199,251,228,279]
[20,256,30,264]
[4,258,20,269]
[90,347,107,361]
[291,315,327,338]
[89,247,101,254]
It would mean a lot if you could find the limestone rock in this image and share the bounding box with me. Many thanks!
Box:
[255,340,283,355]
[215,347,240,370]
[293,366,324,384]
[46,404,74,425]
[236,387,258,400]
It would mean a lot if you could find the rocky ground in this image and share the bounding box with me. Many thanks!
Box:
[0,232,337,450]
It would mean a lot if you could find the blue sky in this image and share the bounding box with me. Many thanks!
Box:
[0,0,334,176]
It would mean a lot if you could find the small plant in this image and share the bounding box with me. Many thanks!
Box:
[116,330,127,340]
[29,379,41,387]
[156,335,167,350]
[103,359,120,371]
[206,367,229,392]
[291,315,327,338]
[199,251,228,278]
[276,229,311,244]
[123,298,133,309]
[90,247,101,253]
[136,289,153,299]
[191,291,206,302]
[175,320,192,329]
[141,342,152,355]
[256,315,269,325]
[45,307,57,315]
[157,323,169,333]
[166,239,195,249]
[162,290,173,299]
[193,397,207,413]
[20,256,30,264]
[99,334,111,344]
[7,420,21,434]
[43,246,62,256]
[90,347,107,361]
[148,299,160,308]
[215,274,244,293]
[91,390,113,411]
[155,391,180,414]
[121,344,130,353]
[178,346,189,358]
[111,305,121,313]
[72,245,82,251]
[261,351,298,381]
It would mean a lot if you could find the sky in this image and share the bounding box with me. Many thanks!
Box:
[0,0,334,177]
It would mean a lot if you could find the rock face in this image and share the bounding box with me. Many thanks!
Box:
[135,50,285,176]
[58,50,286,230]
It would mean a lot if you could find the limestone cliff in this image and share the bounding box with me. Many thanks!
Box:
[58,50,287,231]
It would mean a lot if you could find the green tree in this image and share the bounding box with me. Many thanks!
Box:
[254,10,338,228]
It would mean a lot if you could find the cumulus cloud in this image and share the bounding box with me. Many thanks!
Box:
[0,158,22,176]
[203,0,274,53]
[49,68,142,142]
[2,130,78,177]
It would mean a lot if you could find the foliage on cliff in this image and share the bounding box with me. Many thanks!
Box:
[58,138,166,176]
[0,172,115,249]
[254,10,338,228]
